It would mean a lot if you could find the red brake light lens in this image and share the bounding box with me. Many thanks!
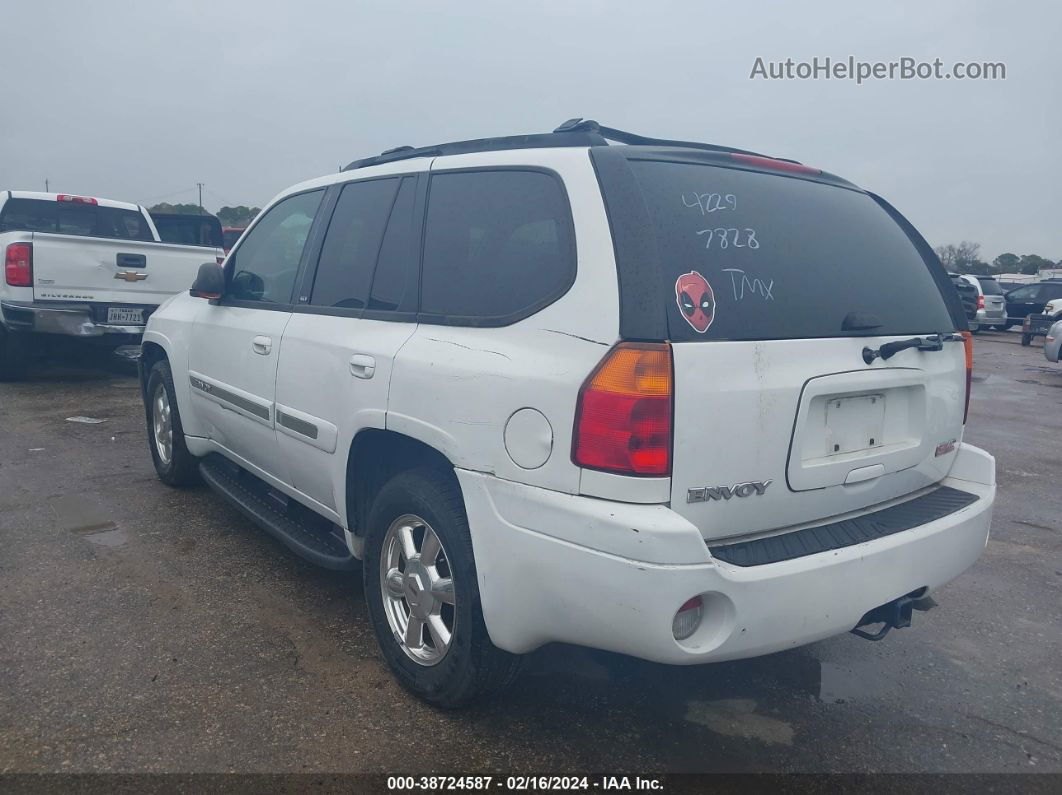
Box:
[976,295,985,310]
[730,152,821,175]
[4,243,32,287]
[962,331,973,424]
[56,194,98,205]
[572,343,673,476]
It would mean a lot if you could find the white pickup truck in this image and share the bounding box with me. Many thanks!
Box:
[1,191,223,379]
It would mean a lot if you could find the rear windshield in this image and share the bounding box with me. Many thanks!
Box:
[627,160,955,341]
[151,214,223,248]
[977,277,1003,295]
[0,198,153,241]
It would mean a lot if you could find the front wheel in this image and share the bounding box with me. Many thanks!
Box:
[363,467,521,708]
[145,359,200,486]
[1021,334,1033,347]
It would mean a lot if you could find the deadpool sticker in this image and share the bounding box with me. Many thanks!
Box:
[675,270,716,333]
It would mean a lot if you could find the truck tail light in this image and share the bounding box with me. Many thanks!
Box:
[4,243,32,287]
[572,342,673,476]
[962,331,973,424]
[976,295,985,310]
[56,194,98,205]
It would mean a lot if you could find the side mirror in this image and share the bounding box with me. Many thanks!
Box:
[190,262,225,300]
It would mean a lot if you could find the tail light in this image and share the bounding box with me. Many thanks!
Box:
[962,331,973,424]
[730,152,821,175]
[4,243,32,287]
[572,342,673,476]
[56,194,98,205]
[976,295,985,310]
[672,596,704,641]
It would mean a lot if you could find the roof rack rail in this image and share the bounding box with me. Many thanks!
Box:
[341,118,796,171]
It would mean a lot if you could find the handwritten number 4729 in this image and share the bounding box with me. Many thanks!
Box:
[696,228,760,250]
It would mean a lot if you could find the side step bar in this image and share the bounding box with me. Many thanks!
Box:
[199,455,357,571]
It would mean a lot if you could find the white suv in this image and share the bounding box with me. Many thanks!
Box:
[140,120,996,707]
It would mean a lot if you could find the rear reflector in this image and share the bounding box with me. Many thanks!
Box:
[730,152,821,175]
[4,242,32,287]
[672,596,704,640]
[56,194,98,205]
[962,331,973,424]
[572,342,673,476]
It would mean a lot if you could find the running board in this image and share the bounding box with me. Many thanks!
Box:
[199,455,356,571]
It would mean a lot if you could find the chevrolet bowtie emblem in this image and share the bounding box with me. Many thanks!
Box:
[115,271,148,282]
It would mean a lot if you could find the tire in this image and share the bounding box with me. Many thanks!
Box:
[145,359,200,486]
[1021,334,1032,347]
[363,467,521,708]
[0,328,30,382]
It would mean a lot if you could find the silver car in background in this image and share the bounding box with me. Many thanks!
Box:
[958,274,1008,331]
[1044,319,1062,363]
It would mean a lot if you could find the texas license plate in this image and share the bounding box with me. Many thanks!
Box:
[107,307,144,325]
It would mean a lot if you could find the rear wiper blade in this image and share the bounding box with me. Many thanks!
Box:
[862,333,963,365]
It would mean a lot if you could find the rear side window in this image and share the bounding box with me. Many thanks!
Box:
[368,177,417,312]
[0,198,152,241]
[420,170,575,321]
[626,160,955,341]
[310,178,400,309]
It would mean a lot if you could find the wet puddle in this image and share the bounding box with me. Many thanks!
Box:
[51,494,127,547]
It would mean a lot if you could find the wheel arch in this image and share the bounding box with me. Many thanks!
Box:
[344,428,460,541]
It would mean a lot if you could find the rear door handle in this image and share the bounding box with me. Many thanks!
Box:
[252,336,272,355]
[349,354,376,379]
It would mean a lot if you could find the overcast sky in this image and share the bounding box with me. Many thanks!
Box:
[2,0,1058,261]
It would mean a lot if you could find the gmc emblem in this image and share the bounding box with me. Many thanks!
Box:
[687,480,772,504]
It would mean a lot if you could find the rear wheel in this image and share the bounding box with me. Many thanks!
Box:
[146,359,199,486]
[363,467,521,708]
[1021,334,1033,347]
[0,329,30,382]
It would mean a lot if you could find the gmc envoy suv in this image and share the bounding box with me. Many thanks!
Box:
[140,120,995,707]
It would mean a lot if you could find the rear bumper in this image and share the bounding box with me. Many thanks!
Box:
[0,301,145,337]
[458,443,994,664]
[975,308,1006,322]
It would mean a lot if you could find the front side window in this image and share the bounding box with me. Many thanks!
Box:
[1006,285,1036,301]
[228,190,323,304]
[420,170,575,321]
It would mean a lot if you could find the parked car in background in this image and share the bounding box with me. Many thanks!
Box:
[1022,294,1062,346]
[0,191,223,380]
[222,226,246,255]
[957,274,1007,331]
[139,120,995,707]
[1005,280,1062,332]
[950,273,980,332]
[150,212,224,253]
[1044,318,1062,363]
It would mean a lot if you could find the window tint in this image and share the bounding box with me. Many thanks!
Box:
[625,159,955,340]
[0,199,152,240]
[977,278,1003,295]
[1045,283,1062,298]
[310,179,399,309]
[228,190,323,304]
[368,177,417,312]
[421,170,574,320]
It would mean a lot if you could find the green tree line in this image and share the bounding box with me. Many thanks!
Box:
[147,202,261,228]
[934,242,1058,276]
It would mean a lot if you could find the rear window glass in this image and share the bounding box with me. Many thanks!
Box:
[627,160,955,341]
[0,198,152,241]
[977,278,1003,295]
